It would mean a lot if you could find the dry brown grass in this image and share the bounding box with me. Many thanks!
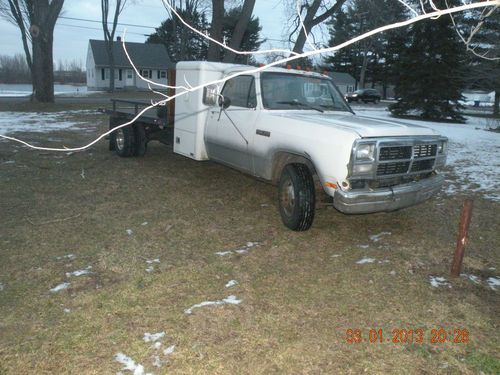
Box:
[0,108,499,374]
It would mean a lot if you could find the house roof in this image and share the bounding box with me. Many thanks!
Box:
[89,39,174,69]
[326,72,356,85]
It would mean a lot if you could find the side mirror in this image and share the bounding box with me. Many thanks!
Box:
[203,84,219,106]
[218,95,231,109]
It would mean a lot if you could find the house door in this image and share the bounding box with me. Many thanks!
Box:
[126,69,134,87]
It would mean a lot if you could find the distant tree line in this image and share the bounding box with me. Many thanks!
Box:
[0,54,85,84]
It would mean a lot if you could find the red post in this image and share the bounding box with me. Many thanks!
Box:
[450,199,473,277]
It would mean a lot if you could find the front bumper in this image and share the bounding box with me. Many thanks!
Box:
[333,174,444,214]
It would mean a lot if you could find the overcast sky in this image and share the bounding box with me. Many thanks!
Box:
[0,0,290,67]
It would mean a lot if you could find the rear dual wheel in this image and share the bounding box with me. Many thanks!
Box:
[111,124,147,157]
[278,164,315,231]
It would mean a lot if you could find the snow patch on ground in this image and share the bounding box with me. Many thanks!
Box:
[145,259,160,273]
[65,266,92,278]
[143,332,165,343]
[331,254,342,258]
[163,345,175,355]
[430,276,452,288]
[225,280,238,288]
[369,232,391,242]
[460,273,481,284]
[56,253,75,260]
[355,108,500,201]
[0,111,97,135]
[358,244,370,249]
[184,295,242,315]
[486,277,500,290]
[356,257,376,264]
[0,283,4,291]
[50,282,70,293]
[63,308,71,313]
[215,242,259,257]
[126,229,133,235]
[115,353,152,375]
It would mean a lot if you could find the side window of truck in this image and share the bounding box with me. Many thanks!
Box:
[221,75,256,108]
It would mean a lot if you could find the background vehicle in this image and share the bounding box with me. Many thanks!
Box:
[107,62,447,231]
[345,88,381,103]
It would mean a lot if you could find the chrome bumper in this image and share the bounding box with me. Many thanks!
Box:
[333,174,444,214]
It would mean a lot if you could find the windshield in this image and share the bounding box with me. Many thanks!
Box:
[260,72,351,112]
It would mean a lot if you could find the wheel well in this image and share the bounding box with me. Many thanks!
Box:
[271,152,316,184]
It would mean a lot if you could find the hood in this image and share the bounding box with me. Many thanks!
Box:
[273,111,440,138]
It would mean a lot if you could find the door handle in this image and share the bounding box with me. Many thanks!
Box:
[256,129,270,137]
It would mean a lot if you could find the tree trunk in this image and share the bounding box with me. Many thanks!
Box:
[291,0,346,54]
[207,0,224,61]
[359,46,369,89]
[32,32,54,102]
[222,0,256,63]
[292,0,321,55]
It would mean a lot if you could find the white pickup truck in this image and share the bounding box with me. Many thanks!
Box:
[108,61,448,231]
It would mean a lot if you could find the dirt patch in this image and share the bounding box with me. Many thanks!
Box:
[0,108,499,374]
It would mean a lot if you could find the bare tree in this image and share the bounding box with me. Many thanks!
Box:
[222,0,256,62]
[207,0,224,61]
[287,0,347,55]
[101,0,127,92]
[207,0,259,63]
[0,0,64,102]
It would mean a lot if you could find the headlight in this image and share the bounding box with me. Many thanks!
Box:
[355,143,375,161]
[353,164,374,174]
[437,140,447,154]
[352,94,358,97]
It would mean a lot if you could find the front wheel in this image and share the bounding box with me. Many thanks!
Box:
[278,164,315,231]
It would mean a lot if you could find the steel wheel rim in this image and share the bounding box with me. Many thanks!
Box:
[280,177,295,217]
[115,129,125,151]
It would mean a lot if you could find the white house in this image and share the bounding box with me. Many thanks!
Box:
[326,72,356,95]
[86,38,174,91]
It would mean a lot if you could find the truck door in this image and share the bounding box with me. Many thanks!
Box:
[205,75,258,173]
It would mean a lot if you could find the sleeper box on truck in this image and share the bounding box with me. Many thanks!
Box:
[109,61,448,231]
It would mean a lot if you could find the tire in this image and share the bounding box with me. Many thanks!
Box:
[278,164,315,231]
[112,125,136,157]
[134,124,148,157]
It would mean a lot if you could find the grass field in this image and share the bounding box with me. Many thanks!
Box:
[0,107,499,374]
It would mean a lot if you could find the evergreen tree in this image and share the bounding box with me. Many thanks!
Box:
[219,7,264,65]
[389,1,466,122]
[323,0,407,94]
[147,6,263,64]
[146,7,209,62]
[460,7,499,116]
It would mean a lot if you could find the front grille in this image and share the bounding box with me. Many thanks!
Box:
[379,146,412,161]
[377,161,410,175]
[411,159,435,172]
[375,142,437,177]
[413,144,437,158]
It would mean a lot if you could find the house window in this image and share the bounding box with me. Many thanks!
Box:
[157,70,167,79]
[127,70,133,79]
[140,69,152,79]
[101,68,105,80]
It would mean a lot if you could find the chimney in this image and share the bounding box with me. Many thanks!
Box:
[117,36,121,42]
